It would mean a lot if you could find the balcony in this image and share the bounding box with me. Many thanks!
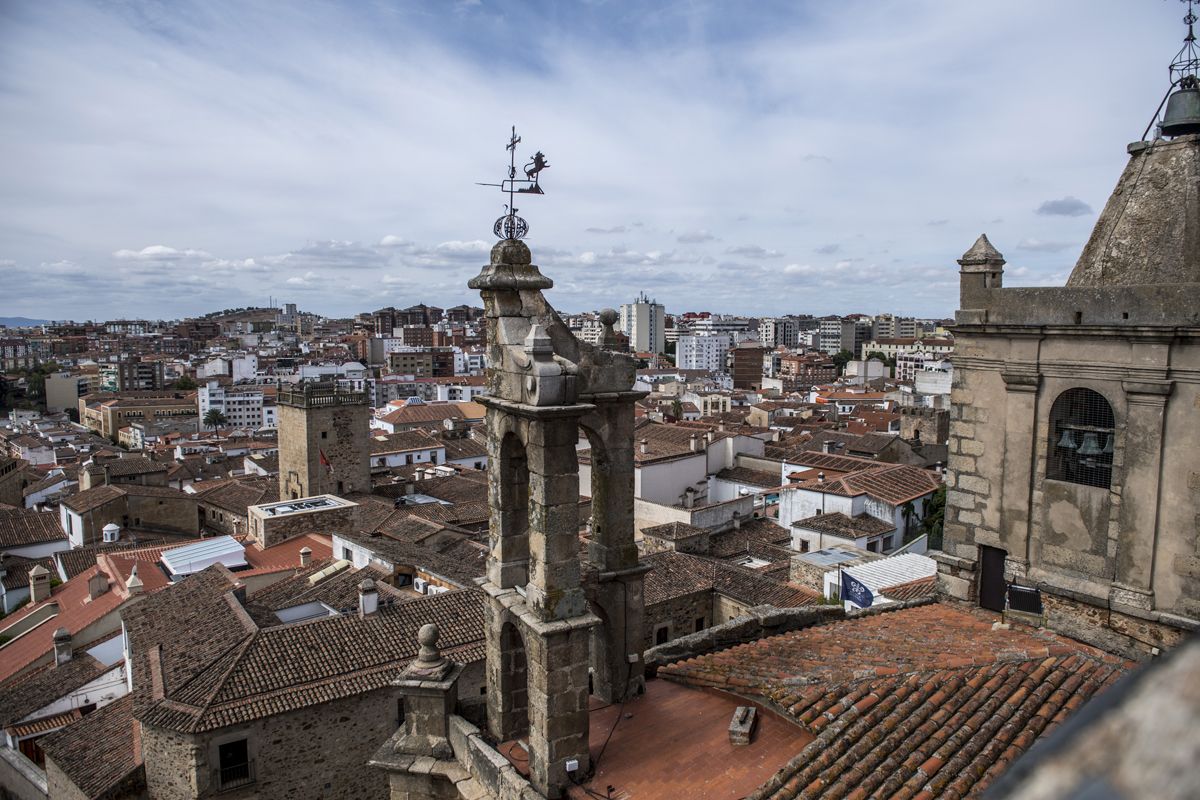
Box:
[217,759,255,791]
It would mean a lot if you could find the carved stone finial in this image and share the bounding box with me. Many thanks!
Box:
[404,622,451,679]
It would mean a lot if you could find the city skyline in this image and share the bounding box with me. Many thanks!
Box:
[0,0,1181,320]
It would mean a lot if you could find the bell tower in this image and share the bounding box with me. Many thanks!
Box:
[469,128,645,798]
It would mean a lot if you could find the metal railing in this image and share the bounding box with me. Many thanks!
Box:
[217,759,255,791]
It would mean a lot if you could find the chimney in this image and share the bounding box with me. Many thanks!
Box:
[718,421,726,432]
[732,514,741,530]
[359,578,379,617]
[823,440,836,454]
[88,571,109,600]
[126,564,144,596]
[705,429,715,445]
[53,627,72,666]
[300,546,312,568]
[817,472,826,484]
[683,487,696,510]
[29,564,51,603]
[102,523,120,543]
[689,434,701,452]
[639,439,648,455]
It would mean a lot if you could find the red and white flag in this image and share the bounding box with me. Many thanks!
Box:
[319,449,333,475]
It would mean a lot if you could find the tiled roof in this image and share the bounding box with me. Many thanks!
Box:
[879,575,937,601]
[644,551,819,609]
[792,512,895,538]
[40,695,141,800]
[789,463,941,506]
[0,508,67,548]
[0,563,133,682]
[22,473,69,497]
[247,562,409,613]
[337,530,485,586]
[659,603,1129,800]
[369,430,441,455]
[100,456,169,476]
[0,553,57,591]
[707,518,792,560]
[781,450,879,474]
[0,654,107,726]
[642,521,707,541]
[134,579,485,733]
[715,466,782,488]
[60,484,125,513]
[193,475,277,515]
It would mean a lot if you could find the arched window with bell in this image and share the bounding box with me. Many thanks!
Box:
[1047,388,1116,489]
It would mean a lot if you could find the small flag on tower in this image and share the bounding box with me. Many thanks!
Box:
[840,569,874,609]
[319,449,333,475]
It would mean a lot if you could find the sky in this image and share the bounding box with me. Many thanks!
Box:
[0,0,1187,321]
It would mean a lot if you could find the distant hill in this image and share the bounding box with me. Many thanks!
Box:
[0,317,53,327]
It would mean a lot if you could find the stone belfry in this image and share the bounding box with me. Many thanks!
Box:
[470,192,645,795]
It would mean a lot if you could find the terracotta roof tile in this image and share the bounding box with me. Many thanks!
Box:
[659,603,1130,800]
[40,695,141,799]
[0,508,67,548]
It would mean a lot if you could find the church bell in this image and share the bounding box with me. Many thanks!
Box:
[1162,78,1200,137]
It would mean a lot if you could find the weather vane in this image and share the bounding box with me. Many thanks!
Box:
[1171,0,1199,84]
[476,126,550,240]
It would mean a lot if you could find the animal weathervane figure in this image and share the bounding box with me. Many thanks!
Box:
[476,126,550,240]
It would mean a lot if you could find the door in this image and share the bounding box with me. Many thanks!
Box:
[979,545,1007,612]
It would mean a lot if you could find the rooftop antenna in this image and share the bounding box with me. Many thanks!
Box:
[1144,0,1200,138]
[475,126,550,240]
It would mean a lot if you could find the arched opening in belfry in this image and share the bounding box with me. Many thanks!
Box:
[497,621,530,739]
[578,424,608,540]
[588,600,612,697]
[498,431,531,589]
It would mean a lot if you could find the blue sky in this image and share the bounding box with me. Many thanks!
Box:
[0,0,1185,321]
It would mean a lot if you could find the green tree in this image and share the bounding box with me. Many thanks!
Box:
[203,409,228,437]
[831,349,855,372]
[173,375,198,390]
[865,351,897,368]
[920,484,946,550]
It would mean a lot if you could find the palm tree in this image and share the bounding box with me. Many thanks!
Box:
[203,409,228,438]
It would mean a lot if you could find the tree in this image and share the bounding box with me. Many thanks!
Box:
[865,351,897,368]
[173,375,198,390]
[919,485,946,550]
[831,349,855,372]
[203,409,228,437]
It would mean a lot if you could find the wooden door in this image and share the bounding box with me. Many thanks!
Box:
[979,545,1007,612]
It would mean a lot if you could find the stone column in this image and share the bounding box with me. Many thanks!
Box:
[525,413,588,622]
[999,370,1040,579]
[584,399,649,703]
[1112,380,1173,610]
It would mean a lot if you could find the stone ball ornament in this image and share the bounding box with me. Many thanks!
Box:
[599,308,619,327]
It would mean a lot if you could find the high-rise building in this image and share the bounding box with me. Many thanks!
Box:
[619,291,665,354]
[676,334,731,371]
[731,343,766,389]
[277,382,370,500]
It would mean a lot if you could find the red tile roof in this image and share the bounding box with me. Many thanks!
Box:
[659,603,1130,800]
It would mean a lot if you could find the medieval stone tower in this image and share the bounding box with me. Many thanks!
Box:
[468,238,646,798]
[277,382,371,499]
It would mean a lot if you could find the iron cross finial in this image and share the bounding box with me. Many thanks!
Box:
[476,126,550,240]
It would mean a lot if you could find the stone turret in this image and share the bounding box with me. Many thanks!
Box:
[957,234,1005,319]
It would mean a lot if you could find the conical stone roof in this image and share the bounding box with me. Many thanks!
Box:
[958,234,1005,267]
[1068,134,1200,286]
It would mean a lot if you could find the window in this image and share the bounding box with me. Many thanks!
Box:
[654,625,670,645]
[342,547,353,561]
[217,738,253,789]
[1048,388,1114,489]
[321,431,328,439]
[694,617,706,633]
[397,698,406,728]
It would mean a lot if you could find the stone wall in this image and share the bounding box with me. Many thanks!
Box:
[143,686,402,800]
[277,398,370,502]
[643,605,843,673]
[250,502,358,549]
[644,589,710,650]
[899,407,949,445]
[126,492,199,535]
[197,501,242,536]
[0,747,47,800]
[937,250,1200,659]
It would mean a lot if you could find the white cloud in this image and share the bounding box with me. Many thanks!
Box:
[0,0,1170,319]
